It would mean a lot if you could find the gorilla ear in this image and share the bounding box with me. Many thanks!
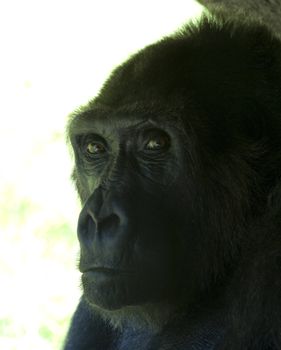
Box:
[237,102,266,142]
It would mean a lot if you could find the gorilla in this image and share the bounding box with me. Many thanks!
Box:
[63,14,281,350]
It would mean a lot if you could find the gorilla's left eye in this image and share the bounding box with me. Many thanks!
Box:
[143,130,170,152]
[145,138,167,150]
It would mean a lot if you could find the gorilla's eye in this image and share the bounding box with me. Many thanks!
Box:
[76,134,107,160]
[146,138,167,150]
[143,130,170,152]
[86,142,106,155]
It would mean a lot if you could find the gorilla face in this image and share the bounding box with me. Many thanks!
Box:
[67,15,281,314]
[69,105,256,312]
[69,112,191,310]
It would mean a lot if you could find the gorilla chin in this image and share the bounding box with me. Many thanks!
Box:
[82,268,176,311]
[82,269,139,310]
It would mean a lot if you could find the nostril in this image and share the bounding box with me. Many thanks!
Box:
[77,213,97,244]
[97,214,120,235]
[87,209,98,226]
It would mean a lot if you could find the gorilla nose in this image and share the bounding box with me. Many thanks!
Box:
[87,211,120,235]
[77,187,130,243]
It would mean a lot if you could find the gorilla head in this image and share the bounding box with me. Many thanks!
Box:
[66,15,281,349]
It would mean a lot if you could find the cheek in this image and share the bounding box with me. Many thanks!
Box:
[132,201,182,270]
[86,176,99,194]
[138,156,180,189]
[75,170,100,202]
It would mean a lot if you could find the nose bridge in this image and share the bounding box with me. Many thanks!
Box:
[86,186,105,224]
[77,148,138,244]
[102,145,133,191]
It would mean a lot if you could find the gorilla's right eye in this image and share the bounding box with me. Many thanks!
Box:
[77,134,107,160]
[86,142,106,155]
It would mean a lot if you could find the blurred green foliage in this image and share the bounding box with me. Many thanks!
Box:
[0,131,80,350]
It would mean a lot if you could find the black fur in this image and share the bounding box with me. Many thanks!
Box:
[64,15,281,350]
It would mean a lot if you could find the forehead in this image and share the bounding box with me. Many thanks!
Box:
[72,112,147,134]
[68,105,182,136]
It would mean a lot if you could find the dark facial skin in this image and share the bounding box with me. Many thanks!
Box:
[70,112,188,310]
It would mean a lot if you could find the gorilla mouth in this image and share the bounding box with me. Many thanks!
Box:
[82,267,135,282]
[82,267,137,305]
[90,267,121,273]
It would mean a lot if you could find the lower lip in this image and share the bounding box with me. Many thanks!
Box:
[83,268,133,279]
[87,268,118,275]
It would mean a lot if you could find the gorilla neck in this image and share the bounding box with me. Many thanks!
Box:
[94,302,176,333]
